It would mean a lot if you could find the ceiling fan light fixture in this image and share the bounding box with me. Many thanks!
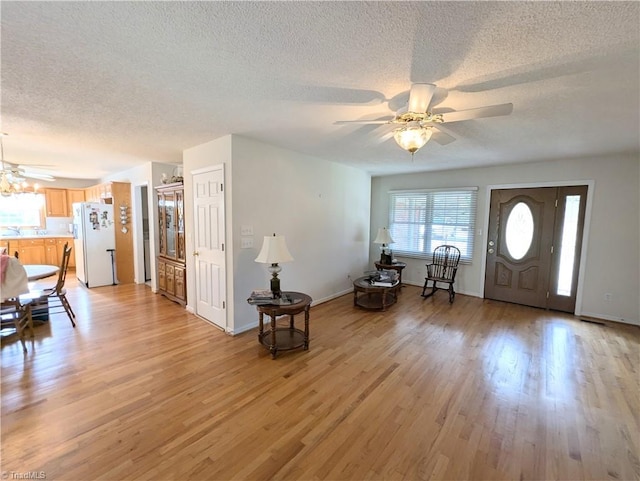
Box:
[393,123,432,154]
[0,133,42,196]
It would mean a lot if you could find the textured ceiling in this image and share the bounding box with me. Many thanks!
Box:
[1,1,639,180]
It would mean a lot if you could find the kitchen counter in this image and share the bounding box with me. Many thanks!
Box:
[1,234,76,266]
[1,234,74,240]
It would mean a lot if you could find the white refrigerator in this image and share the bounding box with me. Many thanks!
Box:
[73,202,117,288]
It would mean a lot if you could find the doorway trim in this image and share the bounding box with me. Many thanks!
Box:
[479,179,595,315]
[132,181,151,287]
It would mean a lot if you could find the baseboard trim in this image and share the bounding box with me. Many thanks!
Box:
[403,280,481,299]
[312,288,352,306]
[580,311,639,327]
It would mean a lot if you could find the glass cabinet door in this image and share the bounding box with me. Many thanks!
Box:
[158,194,166,255]
[165,193,176,258]
[176,190,185,261]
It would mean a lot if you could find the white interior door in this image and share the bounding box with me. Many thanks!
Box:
[192,166,226,329]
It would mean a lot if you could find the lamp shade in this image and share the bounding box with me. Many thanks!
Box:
[373,227,394,245]
[393,123,432,153]
[255,235,294,264]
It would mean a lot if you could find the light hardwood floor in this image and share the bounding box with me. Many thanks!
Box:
[2,277,639,481]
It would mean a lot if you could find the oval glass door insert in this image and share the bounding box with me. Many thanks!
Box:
[505,202,534,260]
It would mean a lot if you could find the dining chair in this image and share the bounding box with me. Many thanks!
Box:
[421,245,461,303]
[41,243,76,327]
[0,298,34,352]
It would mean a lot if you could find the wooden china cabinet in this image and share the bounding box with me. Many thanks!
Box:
[156,182,186,305]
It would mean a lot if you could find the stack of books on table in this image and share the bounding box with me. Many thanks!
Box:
[247,289,276,305]
[370,269,399,287]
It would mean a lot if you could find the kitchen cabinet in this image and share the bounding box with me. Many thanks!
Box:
[44,188,69,217]
[45,238,59,266]
[156,182,186,305]
[84,185,98,203]
[58,238,75,268]
[2,237,74,268]
[84,182,113,203]
[0,239,11,256]
[66,189,86,215]
[17,239,46,264]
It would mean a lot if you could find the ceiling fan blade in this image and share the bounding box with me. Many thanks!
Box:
[374,129,396,145]
[334,118,392,125]
[439,103,513,123]
[22,172,55,181]
[430,127,456,146]
[408,83,436,113]
[19,163,55,168]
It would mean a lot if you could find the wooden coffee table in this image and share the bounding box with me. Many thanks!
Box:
[353,276,400,311]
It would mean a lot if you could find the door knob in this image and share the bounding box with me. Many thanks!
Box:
[488,248,495,254]
[488,240,495,246]
[193,251,199,256]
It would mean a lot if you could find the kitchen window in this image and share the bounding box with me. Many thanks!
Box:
[0,194,45,228]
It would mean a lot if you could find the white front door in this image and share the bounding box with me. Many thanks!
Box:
[192,166,226,329]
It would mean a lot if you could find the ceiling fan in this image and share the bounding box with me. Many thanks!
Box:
[0,133,55,196]
[336,83,513,155]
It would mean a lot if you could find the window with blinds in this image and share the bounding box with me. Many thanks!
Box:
[388,188,478,263]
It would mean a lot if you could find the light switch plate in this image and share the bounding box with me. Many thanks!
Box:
[241,237,253,248]
[240,225,253,236]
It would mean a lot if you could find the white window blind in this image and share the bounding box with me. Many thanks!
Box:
[388,188,478,263]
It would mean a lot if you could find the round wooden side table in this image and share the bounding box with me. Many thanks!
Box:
[374,261,407,287]
[254,292,312,359]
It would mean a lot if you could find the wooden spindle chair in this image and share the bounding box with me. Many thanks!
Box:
[421,245,461,303]
[0,298,34,352]
[42,243,76,327]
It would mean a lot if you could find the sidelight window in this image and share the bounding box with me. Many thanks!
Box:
[556,195,581,296]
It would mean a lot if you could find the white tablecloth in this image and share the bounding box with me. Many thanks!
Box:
[1,256,29,300]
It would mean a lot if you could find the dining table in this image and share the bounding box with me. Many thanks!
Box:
[24,264,59,282]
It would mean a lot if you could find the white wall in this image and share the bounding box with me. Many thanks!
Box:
[371,153,640,325]
[183,134,371,334]
[230,136,371,334]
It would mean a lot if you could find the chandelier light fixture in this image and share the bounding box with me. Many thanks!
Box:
[393,122,433,156]
[0,133,40,196]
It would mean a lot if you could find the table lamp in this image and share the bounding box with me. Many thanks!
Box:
[374,227,394,264]
[255,233,294,298]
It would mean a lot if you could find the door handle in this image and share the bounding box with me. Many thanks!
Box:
[193,251,199,256]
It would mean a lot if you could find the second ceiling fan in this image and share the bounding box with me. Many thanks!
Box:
[337,83,513,155]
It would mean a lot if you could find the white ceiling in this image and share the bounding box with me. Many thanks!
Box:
[1,1,639,181]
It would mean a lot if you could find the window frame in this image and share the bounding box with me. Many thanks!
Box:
[387,187,478,264]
